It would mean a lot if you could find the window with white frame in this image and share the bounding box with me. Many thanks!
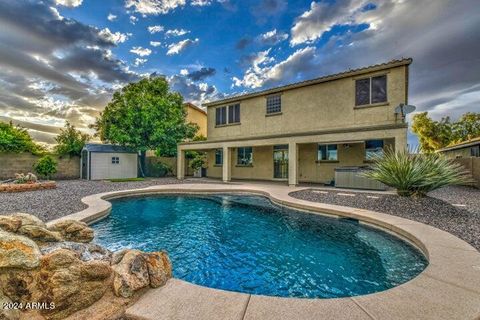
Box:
[355,75,387,106]
[317,144,338,161]
[216,104,240,125]
[111,156,120,164]
[237,147,253,165]
[215,149,223,165]
[365,140,384,159]
[266,95,281,114]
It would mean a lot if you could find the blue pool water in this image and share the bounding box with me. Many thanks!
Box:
[93,194,427,298]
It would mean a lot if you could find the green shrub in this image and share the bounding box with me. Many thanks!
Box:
[189,154,207,171]
[33,155,57,180]
[362,148,472,197]
[151,161,173,177]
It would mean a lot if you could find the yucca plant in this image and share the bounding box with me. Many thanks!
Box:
[362,148,472,197]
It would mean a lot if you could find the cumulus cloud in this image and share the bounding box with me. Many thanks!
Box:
[186,67,216,81]
[148,25,164,33]
[258,29,288,45]
[133,58,148,67]
[191,0,212,6]
[99,28,129,44]
[251,0,287,24]
[130,46,152,57]
[166,38,199,55]
[235,37,252,50]
[55,0,83,7]
[290,0,368,45]
[107,13,117,21]
[168,72,223,105]
[150,41,162,47]
[125,0,186,15]
[165,28,190,37]
[129,15,138,25]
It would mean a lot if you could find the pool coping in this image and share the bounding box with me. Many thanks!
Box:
[46,183,480,320]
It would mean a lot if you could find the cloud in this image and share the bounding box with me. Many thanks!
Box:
[251,0,287,24]
[166,38,199,55]
[129,15,138,24]
[165,28,190,37]
[133,58,148,67]
[232,47,316,88]
[130,46,152,57]
[186,67,216,81]
[150,41,162,47]
[191,0,212,6]
[235,37,252,50]
[99,28,129,44]
[125,0,186,15]
[290,0,368,46]
[107,13,117,21]
[168,72,223,105]
[258,29,288,45]
[148,25,164,33]
[54,0,83,7]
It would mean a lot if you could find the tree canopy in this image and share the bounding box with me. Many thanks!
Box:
[91,76,198,157]
[0,121,44,154]
[412,112,480,152]
[54,122,91,157]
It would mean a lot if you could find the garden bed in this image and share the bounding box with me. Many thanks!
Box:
[0,181,56,192]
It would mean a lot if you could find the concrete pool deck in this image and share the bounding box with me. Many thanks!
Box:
[47,182,480,320]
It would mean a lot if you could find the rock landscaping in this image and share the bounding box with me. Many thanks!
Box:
[0,173,56,193]
[0,213,172,320]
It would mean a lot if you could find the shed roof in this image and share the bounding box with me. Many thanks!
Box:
[83,143,137,153]
[437,137,480,152]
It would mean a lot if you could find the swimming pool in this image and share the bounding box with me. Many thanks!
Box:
[92,194,427,298]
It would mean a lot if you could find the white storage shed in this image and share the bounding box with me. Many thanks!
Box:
[81,144,138,180]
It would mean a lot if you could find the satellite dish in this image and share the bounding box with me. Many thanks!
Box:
[395,103,416,116]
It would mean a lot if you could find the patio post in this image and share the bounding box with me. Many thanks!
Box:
[177,148,185,180]
[222,146,231,182]
[288,141,298,186]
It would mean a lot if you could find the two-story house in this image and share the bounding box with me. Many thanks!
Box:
[177,58,411,186]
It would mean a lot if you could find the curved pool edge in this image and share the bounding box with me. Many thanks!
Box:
[46,183,480,320]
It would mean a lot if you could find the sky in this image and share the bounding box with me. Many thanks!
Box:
[0,0,479,147]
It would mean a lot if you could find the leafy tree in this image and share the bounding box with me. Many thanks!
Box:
[33,155,57,180]
[54,121,91,157]
[91,76,198,175]
[412,112,480,152]
[0,121,43,154]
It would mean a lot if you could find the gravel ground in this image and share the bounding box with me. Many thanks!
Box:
[0,178,209,222]
[290,185,480,251]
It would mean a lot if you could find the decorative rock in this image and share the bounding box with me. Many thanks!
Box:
[112,250,150,298]
[17,225,63,242]
[0,230,41,269]
[0,290,20,320]
[11,213,46,228]
[0,216,22,233]
[48,220,94,243]
[110,249,129,265]
[145,251,172,288]
[40,241,112,262]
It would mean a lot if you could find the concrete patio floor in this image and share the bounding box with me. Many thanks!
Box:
[47,182,480,320]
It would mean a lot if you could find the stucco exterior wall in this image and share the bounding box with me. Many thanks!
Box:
[89,152,137,180]
[206,65,407,141]
[0,153,80,180]
[441,147,475,159]
[186,105,207,137]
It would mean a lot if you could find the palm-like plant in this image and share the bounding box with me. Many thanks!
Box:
[362,148,472,197]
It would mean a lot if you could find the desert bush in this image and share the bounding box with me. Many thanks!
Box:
[33,155,57,180]
[362,148,472,197]
[14,172,38,184]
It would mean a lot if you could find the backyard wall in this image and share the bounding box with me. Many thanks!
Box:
[455,157,480,188]
[0,153,80,180]
[145,156,194,177]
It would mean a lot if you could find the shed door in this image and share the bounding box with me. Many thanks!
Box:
[81,150,88,179]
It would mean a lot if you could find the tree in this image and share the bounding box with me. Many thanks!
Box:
[54,121,91,157]
[412,112,480,152]
[91,77,198,174]
[0,121,43,154]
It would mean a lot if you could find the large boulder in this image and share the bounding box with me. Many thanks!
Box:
[145,251,172,288]
[11,213,46,228]
[48,220,94,243]
[0,290,20,320]
[17,225,62,243]
[111,250,150,298]
[0,230,41,269]
[40,241,111,262]
[0,216,22,233]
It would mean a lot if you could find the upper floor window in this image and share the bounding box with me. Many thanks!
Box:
[318,144,338,161]
[355,75,387,106]
[216,104,240,125]
[237,147,253,166]
[365,140,384,160]
[471,146,480,157]
[266,95,281,114]
[111,156,120,164]
[215,149,223,165]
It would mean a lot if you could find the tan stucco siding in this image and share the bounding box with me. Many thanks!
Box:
[207,65,407,141]
[186,105,207,137]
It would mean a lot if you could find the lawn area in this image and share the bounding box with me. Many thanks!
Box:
[109,177,146,182]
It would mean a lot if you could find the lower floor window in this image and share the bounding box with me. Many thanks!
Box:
[365,140,384,159]
[111,156,120,164]
[215,149,223,165]
[237,147,253,165]
[318,144,338,161]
